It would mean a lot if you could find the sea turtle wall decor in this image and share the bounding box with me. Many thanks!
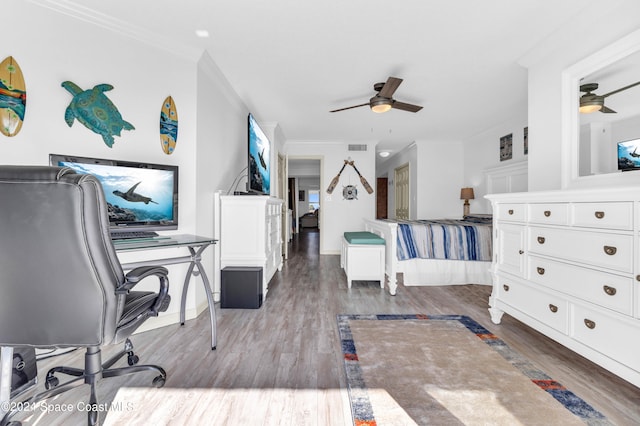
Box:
[61,81,134,148]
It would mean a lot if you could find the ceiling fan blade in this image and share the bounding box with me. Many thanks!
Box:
[329,102,369,113]
[392,101,423,113]
[602,80,640,98]
[600,105,616,113]
[378,77,403,98]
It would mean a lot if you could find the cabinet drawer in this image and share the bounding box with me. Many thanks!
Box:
[497,278,568,334]
[527,256,633,315]
[572,304,640,372]
[528,203,569,225]
[496,203,525,222]
[571,202,633,230]
[528,227,633,273]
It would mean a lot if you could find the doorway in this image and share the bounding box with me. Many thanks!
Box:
[376,177,388,219]
[287,157,323,253]
[394,163,410,219]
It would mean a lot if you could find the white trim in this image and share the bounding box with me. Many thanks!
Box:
[484,160,528,194]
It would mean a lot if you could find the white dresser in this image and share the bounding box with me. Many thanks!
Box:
[215,193,283,299]
[486,187,640,388]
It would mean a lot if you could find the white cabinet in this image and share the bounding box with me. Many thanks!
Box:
[215,193,283,299]
[487,188,640,388]
[495,223,526,277]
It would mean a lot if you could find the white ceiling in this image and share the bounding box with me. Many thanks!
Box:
[40,0,601,156]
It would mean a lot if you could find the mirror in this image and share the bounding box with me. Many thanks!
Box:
[562,28,640,187]
[578,50,640,176]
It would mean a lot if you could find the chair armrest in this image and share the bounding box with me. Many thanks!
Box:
[124,265,169,284]
[116,266,170,315]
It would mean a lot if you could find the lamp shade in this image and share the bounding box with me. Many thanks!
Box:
[460,187,475,200]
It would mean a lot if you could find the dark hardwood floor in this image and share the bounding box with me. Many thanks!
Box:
[10,227,640,425]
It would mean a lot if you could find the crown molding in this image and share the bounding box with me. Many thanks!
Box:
[28,0,203,61]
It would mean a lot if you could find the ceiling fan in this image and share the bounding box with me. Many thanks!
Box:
[330,76,423,114]
[579,81,640,114]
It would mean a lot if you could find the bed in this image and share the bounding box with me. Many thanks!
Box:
[364,215,493,295]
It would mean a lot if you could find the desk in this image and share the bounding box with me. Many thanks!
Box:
[114,234,218,350]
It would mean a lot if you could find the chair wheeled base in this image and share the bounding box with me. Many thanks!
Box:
[1,339,166,426]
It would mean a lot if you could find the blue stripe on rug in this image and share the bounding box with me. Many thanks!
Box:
[337,314,609,426]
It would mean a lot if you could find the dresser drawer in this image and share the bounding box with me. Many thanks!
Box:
[527,256,633,315]
[497,278,568,334]
[496,203,525,222]
[571,202,633,230]
[528,227,633,273]
[528,203,569,225]
[572,304,640,372]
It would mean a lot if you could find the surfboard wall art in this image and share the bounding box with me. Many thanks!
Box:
[160,95,178,154]
[61,81,134,148]
[0,56,27,137]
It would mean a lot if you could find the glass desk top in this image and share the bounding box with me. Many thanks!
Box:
[112,234,216,252]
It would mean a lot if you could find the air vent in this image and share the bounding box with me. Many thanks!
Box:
[348,144,367,151]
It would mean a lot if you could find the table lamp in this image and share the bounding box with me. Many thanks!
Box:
[460,187,474,217]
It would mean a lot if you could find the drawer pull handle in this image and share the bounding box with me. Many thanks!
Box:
[603,245,617,256]
[508,209,514,215]
[584,319,596,330]
[537,267,545,275]
[603,285,617,296]
[594,211,605,219]
[503,284,510,291]
[637,275,640,282]
[537,236,545,244]
[518,250,524,254]
[544,210,551,217]
[548,304,558,313]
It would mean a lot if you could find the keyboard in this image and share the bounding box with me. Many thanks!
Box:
[110,231,159,240]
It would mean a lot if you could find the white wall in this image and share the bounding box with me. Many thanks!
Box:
[415,141,465,219]
[4,1,250,329]
[463,112,528,213]
[285,142,376,254]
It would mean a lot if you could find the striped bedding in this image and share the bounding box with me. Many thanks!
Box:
[395,217,492,261]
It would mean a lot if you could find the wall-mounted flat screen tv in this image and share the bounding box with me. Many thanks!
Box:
[49,154,179,234]
[617,138,640,171]
[248,113,271,195]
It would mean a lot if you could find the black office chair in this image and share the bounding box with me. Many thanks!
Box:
[0,166,171,426]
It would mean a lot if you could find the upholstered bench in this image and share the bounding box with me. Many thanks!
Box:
[340,231,386,289]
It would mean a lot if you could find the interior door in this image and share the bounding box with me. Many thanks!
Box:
[394,163,410,219]
[376,177,388,219]
[278,153,288,260]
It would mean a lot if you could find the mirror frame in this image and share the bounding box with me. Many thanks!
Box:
[561,28,640,188]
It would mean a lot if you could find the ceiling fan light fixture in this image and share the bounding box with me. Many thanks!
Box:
[370,97,392,113]
[579,100,602,114]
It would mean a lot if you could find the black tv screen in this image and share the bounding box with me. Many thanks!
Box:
[49,154,178,233]
[248,113,271,195]
[617,138,640,171]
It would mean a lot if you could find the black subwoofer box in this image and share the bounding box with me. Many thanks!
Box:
[221,266,263,309]
[11,346,37,398]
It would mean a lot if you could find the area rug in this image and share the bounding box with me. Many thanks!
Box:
[337,314,610,426]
